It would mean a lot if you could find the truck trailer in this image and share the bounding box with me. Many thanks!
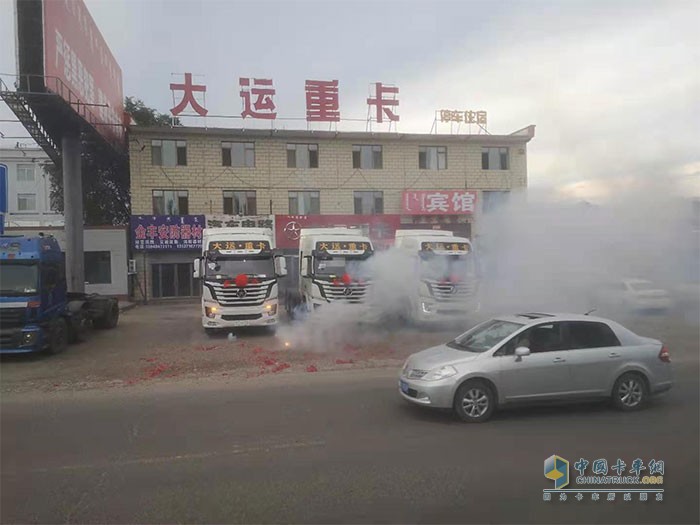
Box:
[0,235,120,354]
[194,227,287,334]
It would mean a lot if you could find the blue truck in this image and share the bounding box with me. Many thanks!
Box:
[0,234,120,354]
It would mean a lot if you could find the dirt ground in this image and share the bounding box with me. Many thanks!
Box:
[1,300,697,394]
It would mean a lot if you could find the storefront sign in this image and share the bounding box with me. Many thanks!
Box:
[208,240,270,255]
[206,215,274,230]
[131,215,205,250]
[316,240,372,255]
[275,215,401,250]
[402,191,477,215]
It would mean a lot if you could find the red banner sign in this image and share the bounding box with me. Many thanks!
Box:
[43,0,124,147]
[402,190,477,215]
[275,215,402,250]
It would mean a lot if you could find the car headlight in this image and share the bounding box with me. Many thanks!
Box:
[423,365,458,381]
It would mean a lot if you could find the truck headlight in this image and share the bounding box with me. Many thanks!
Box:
[423,365,458,381]
[21,331,39,347]
[265,303,277,316]
[205,306,218,318]
[421,301,435,314]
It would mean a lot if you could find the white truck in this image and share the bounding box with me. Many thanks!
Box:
[394,230,480,324]
[194,227,287,334]
[284,227,374,317]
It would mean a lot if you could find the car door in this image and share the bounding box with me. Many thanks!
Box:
[496,322,574,401]
[561,321,623,396]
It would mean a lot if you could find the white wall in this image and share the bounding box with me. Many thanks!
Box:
[0,147,64,227]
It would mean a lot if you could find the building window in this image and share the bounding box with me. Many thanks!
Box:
[482,191,510,214]
[84,251,111,284]
[353,191,383,214]
[152,190,189,215]
[287,143,319,168]
[223,190,257,215]
[481,147,509,170]
[289,191,320,214]
[418,146,447,170]
[222,142,255,167]
[151,139,187,166]
[17,164,35,182]
[17,193,36,211]
[352,145,383,169]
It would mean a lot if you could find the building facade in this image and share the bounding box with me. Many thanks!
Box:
[129,125,535,300]
[0,146,64,227]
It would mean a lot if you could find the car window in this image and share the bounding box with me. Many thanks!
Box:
[564,321,621,349]
[499,322,566,355]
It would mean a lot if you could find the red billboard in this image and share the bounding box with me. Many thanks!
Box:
[402,190,477,215]
[275,215,402,250]
[42,0,124,147]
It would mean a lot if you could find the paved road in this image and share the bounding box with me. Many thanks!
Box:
[2,363,698,524]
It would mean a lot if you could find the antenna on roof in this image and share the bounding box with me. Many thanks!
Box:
[584,308,596,316]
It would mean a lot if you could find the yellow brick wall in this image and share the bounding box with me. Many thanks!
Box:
[129,132,529,216]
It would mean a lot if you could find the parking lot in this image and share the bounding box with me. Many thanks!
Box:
[1,301,697,395]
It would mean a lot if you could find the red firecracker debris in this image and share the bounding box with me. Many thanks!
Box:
[262,357,277,366]
[272,362,291,373]
[335,358,354,365]
[306,364,318,373]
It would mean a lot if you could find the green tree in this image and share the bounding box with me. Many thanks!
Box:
[48,97,176,225]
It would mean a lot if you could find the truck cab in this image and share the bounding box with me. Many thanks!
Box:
[0,235,119,354]
[394,230,480,324]
[286,228,374,317]
[195,227,287,334]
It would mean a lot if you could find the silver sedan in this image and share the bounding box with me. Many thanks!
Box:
[399,313,673,422]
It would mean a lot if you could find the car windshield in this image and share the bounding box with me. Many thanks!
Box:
[419,253,475,280]
[205,257,274,279]
[314,256,371,280]
[447,320,524,352]
[0,261,39,296]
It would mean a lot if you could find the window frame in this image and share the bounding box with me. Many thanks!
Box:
[286,143,319,169]
[353,190,384,215]
[152,189,189,215]
[288,190,320,215]
[352,144,383,170]
[223,190,257,215]
[481,147,509,170]
[151,139,187,166]
[16,164,35,182]
[84,251,112,285]
[222,141,255,168]
[418,146,447,170]
[562,321,622,350]
[17,193,37,211]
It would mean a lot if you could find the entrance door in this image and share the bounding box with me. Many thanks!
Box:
[151,263,198,298]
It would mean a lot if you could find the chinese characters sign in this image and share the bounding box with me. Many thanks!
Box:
[316,240,372,255]
[208,240,270,255]
[131,215,205,251]
[439,110,487,127]
[166,77,400,124]
[402,191,477,215]
[43,0,124,147]
[421,241,471,254]
[206,215,274,230]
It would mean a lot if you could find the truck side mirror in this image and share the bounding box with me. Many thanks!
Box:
[193,257,202,279]
[274,255,287,277]
[300,256,311,277]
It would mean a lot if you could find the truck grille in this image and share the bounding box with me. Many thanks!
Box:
[321,282,370,304]
[426,280,477,303]
[0,308,26,329]
[222,313,262,321]
[208,279,273,307]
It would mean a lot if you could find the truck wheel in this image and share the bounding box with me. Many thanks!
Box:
[47,318,68,355]
[68,309,89,343]
[95,304,119,329]
[204,328,219,337]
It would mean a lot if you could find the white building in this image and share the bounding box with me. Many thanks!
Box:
[0,145,64,227]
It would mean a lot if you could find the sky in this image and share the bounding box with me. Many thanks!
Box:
[1,0,698,198]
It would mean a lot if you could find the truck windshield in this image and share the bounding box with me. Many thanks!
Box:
[315,257,371,280]
[420,254,475,280]
[0,261,39,296]
[205,257,274,279]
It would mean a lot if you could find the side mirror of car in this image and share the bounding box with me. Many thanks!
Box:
[515,346,531,361]
[274,255,288,277]
[193,257,202,279]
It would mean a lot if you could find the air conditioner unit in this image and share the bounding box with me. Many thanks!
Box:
[128,259,137,274]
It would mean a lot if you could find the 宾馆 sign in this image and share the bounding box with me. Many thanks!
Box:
[402,191,477,215]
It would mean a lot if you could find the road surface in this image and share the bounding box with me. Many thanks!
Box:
[2,363,698,524]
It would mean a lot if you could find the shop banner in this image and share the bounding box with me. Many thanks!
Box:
[131,215,205,251]
[275,214,401,250]
[205,214,274,230]
[402,190,477,215]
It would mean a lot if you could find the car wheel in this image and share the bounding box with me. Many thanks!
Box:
[47,318,68,355]
[454,380,496,423]
[612,372,648,411]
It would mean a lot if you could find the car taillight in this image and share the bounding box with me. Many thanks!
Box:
[658,346,671,363]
